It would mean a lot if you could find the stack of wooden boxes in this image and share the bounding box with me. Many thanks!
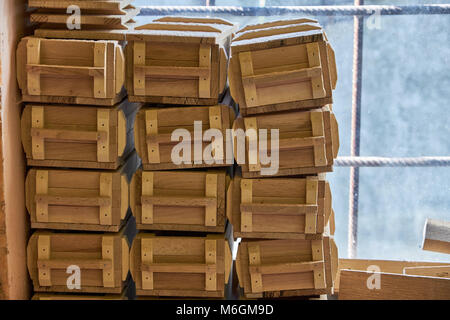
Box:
[125,17,237,299]
[17,24,140,298]
[227,19,340,299]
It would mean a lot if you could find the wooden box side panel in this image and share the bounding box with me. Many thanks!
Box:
[25,169,127,229]
[134,106,233,169]
[130,234,227,297]
[21,105,119,163]
[27,231,126,293]
[132,170,227,232]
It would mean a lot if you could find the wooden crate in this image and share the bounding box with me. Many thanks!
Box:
[130,233,233,298]
[21,101,139,169]
[25,167,129,232]
[125,16,237,105]
[134,104,235,170]
[234,106,339,178]
[17,37,126,105]
[27,227,131,294]
[235,237,338,299]
[228,19,337,116]
[29,0,139,30]
[227,175,333,240]
[130,169,229,233]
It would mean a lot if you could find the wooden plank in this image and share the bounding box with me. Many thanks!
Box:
[145,110,160,164]
[141,172,154,224]
[31,106,45,160]
[422,218,450,254]
[141,237,154,290]
[199,44,211,98]
[205,174,218,227]
[35,170,48,223]
[99,173,113,226]
[305,178,318,234]
[97,109,110,162]
[247,244,263,293]
[239,51,258,107]
[205,239,217,291]
[306,42,325,99]
[94,42,107,99]
[339,270,450,300]
[311,240,326,289]
[403,266,450,278]
[243,117,260,172]
[240,179,253,233]
[102,236,115,288]
[133,41,146,96]
[27,37,41,95]
[37,235,51,286]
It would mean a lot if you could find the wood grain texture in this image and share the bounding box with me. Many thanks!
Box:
[339,270,450,300]
[422,218,450,255]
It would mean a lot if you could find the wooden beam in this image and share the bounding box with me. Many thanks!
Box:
[339,270,450,300]
[422,218,450,255]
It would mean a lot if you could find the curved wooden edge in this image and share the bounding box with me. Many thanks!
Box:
[329,209,336,236]
[121,237,130,282]
[27,232,38,286]
[133,111,144,163]
[24,168,33,218]
[120,175,128,220]
[128,234,139,284]
[227,55,245,108]
[233,22,322,42]
[129,172,137,220]
[226,177,234,225]
[327,43,337,90]
[330,238,339,287]
[235,242,243,291]
[115,45,125,94]
[117,108,127,157]
[21,105,32,157]
[16,37,27,91]
[330,112,340,159]
[135,22,222,33]
[324,181,332,224]
[225,240,232,285]
[155,16,235,27]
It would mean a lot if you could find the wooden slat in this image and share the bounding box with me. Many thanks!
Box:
[141,195,217,207]
[37,259,112,270]
[102,236,115,288]
[243,117,260,172]
[240,179,253,232]
[422,218,450,255]
[94,42,107,98]
[133,41,146,95]
[26,64,105,77]
[30,128,103,142]
[249,261,323,275]
[97,109,110,162]
[239,203,317,215]
[141,172,154,224]
[199,44,211,98]
[141,263,216,273]
[135,65,210,77]
[305,179,318,234]
[205,239,217,291]
[27,38,41,95]
[35,195,111,207]
[205,174,218,227]
[31,106,45,160]
[35,170,48,223]
[99,173,113,225]
[310,111,327,166]
[311,240,326,289]
[141,237,154,290]
[145,110,160,164]
[306,42,325,99]
[247,243,263,293]
[37,235,51,286]
[403,266,450,278]
[239,51,258,107]
[339,270,450,300]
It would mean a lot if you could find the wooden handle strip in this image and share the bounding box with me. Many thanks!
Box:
[35,194,112,207]
[141,195,217,207]
[26,64,105,77]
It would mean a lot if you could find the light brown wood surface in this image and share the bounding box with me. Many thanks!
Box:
[422,218,450,255]
[130,169,228,233]
[130,232,232,298]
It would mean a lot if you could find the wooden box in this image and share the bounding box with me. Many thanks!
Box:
[134,104,235,170]
[130,169,229,233]
[21,101,139,169]
[130,233,233,298]
[125,16,237,105]
[236,237,338,298]
[17,37,125,105]
[29,0,139,30]
[234,106,339,178]
[26,168,129,232]
[228,19,337,116]
[227,175,334,239]
[27,228,131,294]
